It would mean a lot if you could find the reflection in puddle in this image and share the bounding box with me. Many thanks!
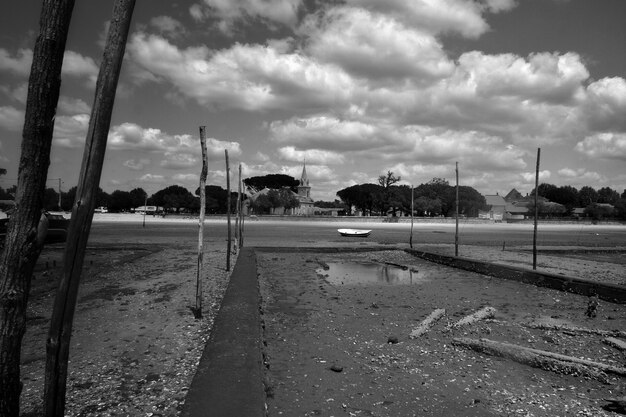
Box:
[317,261,430,285]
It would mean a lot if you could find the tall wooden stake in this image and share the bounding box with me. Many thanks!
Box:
[455,162,459,257]
[225,150,231,271]
[142,195,147,228]
[0,1,75,415]
[239,163,245,248]
[533,148,541,270]
[409,185,414,248]
[43,2,135,416]
[195,126,208,319]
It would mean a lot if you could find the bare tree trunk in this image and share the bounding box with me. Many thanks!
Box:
[238,163,243,248]
[225,150,231,271]
[194,127,208,319]
[43,2,135,416]
[0,1,75,415]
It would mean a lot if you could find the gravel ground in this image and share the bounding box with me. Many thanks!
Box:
[20,242,234,417]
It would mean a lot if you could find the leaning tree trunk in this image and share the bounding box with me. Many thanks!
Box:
[43,2,135,416]
[0,1,75,416]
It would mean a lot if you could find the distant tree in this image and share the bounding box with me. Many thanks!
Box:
[151,185,197,213]
[457,186,488,217]
[129,187,147,208]
[108,190,133,212]
[279,188,300,213]
[336,183,384,216]
[614,198,626,220]
[314,200,346,209]
[250,193,272,214]
[244,174,299,193]
[414,178,454,215]
[377,171,402,215]
[414,196,442,216]
[585,203,614,220]
[61,186,76,211]
[43,187,60,211]
[597,186,619,204]
[578,186,598,207]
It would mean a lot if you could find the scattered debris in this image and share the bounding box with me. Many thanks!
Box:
[603,337,626,351]
[330,364,343,373]
[387,335,399,344]
[586,295,599,318]
[452,337,626,382]
[410,308,446,338]
[525,320,626,338]
[449,306,495,329]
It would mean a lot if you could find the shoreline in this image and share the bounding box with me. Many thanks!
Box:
[86,212,626,228]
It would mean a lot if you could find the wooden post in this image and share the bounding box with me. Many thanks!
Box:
[455,162,459,257]
[237,163,243,248]
[43,2,135,416]
[142,195,147,228]
[225,150,231,271]
[195,126,208,319]
[409,185,414,248]
[0,1,75,415]
[239,164,244,248]
[533,148,540,270]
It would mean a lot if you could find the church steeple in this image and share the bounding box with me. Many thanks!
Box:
[297,160,311,199]
[300,160,309,186]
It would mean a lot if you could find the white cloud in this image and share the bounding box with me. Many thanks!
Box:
[0,48,32,76]
[302,7,454,82]
[557,167,602,182]
[277,146,346,165]
[57,96,91,115]
[150,16,188,39]
[123,158,150,171]
[521,170,551,183]
[51,114,90,147]
[62,51,99,83]
[194,0,303,33]
[106,123,243,163]
[0,106,24,131]
[575,132,626,161]
[127,33,356,112]
[160,152,198,169]
[344,0,503,39]
[583,77,626,132]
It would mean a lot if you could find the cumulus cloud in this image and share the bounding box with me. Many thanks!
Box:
[575,132,626,161]
[0,48,32,76]
[57,96,91,115]
[301,7,454,82]
[62,50,99,83]
[0,106,24,131]
[127,33,356,112]
[521,170,551,183]
[557,167,603,182]
[277,146,346,165]
[123,158,151,171]
[344,0,514,39]
[107,122,242,161]
[150,16,188,39]
[192,0,302,34]
[52,114,90,147]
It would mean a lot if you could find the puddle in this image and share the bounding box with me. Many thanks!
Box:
[317,261,430,285]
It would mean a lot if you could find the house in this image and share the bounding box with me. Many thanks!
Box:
[481,194,506,221]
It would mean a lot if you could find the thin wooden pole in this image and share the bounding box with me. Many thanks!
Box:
[44,2,135,416]
[225,150,231,271]
[142,195,147,228]
[195,126,208,319]
[409,185,414,248]
[455,162,459,257]
[533,148,541,270]
[238,163,243,248]
[0,1,75,415]
[239,164,245,248]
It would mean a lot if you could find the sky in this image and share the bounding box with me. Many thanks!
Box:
[0,0,625,202]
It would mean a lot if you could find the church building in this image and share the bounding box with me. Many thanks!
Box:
[293,162,315,215]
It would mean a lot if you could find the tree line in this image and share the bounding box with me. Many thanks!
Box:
[336,173,487,217]
[532,183,626,219]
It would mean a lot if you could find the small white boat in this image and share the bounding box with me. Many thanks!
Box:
[338,228,371,237]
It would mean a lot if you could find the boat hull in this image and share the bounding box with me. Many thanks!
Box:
[338,228,371,237]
